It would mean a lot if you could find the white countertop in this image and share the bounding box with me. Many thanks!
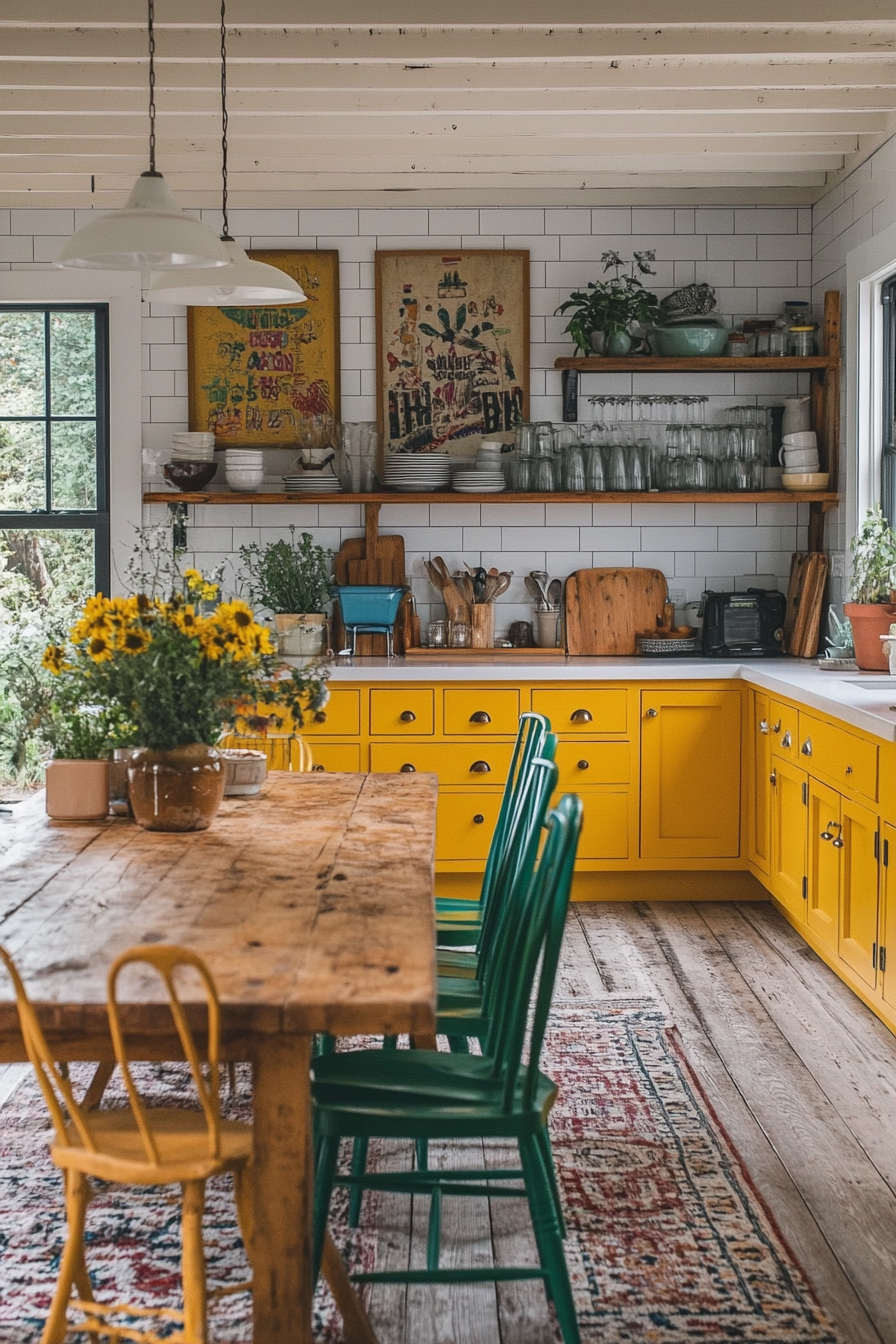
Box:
[283,654,896,744]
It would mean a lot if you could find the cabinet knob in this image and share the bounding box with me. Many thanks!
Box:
[782,730,792,748]
[399,710,416,723]
[399,763,416,773]
[570,708,593,723]
[772,720,782,734]
[470,711,491,724]
[846,765,853,775]
[832,823,844,849]
[821,822,836,841]
[759,719,769,735]
[801,738,812,756]
[769,769,777,786]
[473,814,485,825]
[646,708,658,719]
[311,763,326,772]
[469,760,491,774]
[577,759,590,771]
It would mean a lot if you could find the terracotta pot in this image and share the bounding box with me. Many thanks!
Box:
[127,743,225,832]
[843,602,896,671]
[45,759,110,821]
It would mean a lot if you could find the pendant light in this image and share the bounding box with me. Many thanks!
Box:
[148,0,306,305]
[58,0,227,271]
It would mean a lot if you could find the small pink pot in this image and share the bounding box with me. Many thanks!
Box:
[45,759,110,821]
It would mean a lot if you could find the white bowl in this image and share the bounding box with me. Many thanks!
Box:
[782,449,820,470]
[782,431,817,448]
[221,748,267,797]
[781,471,830,491]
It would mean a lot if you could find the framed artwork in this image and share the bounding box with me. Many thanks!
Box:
[376,249,529,454]
[187,250,340,444]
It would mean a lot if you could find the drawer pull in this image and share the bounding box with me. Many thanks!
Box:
[470,760,491,774]
[772,720,782,734]
[473,814,485,825]
[801,737,812,756]
[846,765,853,775]
[399,710,417,723]
[759,719,769,735]
[311,764,326,772]
[470,711,492,724]
[782,730,792,748]
[821,822,836,841]
[399,763,416,773]
[570,708,593,723]
[646,708,658,719]
[577,760,590,771]
[832,823,844,849]
[770,769,777,786]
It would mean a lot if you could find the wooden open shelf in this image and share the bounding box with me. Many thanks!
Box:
[553,354,840,372]
[144,489,839,507]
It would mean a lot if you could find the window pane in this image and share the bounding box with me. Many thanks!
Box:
[0,421,45,510]
[51,421,96,509]
[0,310,45,416]
[50,310,96,416]
[0,527,95,611]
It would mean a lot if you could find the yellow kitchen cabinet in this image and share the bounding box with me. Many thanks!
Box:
[369,688,435,736]
[838,796,880,988]
[770,697,800,763]
[307,742,364,773]
[574,790,632,860]
[436,792,503,862]
[554,740,630,790]
[639,689,741,859]
[880,824,896,1011]
[769,756,807,920]
[806,777,841,953]
[369,740,514,787]
[746,688,771,874]
[531,687,628,735]
[798,711,879,804]
[443,688,520,736]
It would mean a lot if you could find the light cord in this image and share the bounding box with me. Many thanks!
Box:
[220,0,231,239]
[147,0,157,174]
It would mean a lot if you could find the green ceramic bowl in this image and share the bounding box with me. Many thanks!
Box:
[648,325,729,357]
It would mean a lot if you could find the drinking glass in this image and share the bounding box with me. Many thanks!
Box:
[564,440,586,492]
[608,443,628,491]
[449,622,472,648]
[585,442,606,491]
[626,443,646,491]
[427,620,448,648]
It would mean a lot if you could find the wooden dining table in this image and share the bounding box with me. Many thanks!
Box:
[0,771,439,1344]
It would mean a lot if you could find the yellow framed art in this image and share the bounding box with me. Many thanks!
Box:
[187,250,340,445]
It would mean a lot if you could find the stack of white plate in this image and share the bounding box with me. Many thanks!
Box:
[225,447,265,493]
[281,474,342,494]
[383,453,451,493]
[452,469,506,494]
[171,432,215,463]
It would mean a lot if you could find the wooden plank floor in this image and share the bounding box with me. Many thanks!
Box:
[3,900,896,1343]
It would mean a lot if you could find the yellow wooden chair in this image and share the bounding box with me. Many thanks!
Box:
[0,943,253,1344]
[218,731,313,772]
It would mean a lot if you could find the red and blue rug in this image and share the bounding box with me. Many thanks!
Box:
[0,1001,841,1342]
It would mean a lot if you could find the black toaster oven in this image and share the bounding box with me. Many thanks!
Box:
[701,589,786,658]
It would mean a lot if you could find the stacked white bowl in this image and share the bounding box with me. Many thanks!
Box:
[475,439,507,478]
[171,432,215,463]
[779,431,829,491]
[225,447,265,493]
[382,452,452,492]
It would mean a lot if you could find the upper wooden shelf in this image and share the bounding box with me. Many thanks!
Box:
[144,489,839,507]
[553,355,841,372]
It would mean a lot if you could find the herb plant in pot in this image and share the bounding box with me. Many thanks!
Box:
[239,527,332,656]
[844,508,896,670]
[44,707,113,822]
[555,250,660,356]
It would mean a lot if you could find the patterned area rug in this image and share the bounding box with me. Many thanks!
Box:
[0,1002,841,1343]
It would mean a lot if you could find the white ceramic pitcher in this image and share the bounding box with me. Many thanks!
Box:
[781,397,811,437]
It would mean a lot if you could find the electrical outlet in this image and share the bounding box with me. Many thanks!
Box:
[668,589,687,606]
[831,552,845,578]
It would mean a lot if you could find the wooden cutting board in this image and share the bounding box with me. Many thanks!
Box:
[332,504,407,655]
[565,567,669,655]
[783,552,829,657]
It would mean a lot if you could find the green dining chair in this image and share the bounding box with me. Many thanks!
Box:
[311,794,583,1344]
[434,711,550,949]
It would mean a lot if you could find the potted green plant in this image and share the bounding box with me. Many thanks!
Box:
[239,527,332,656]
[844,507,896,670]
[44,706,113,821]
[555,250,660,356]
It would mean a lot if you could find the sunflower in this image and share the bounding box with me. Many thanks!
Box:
[118,627,152,656]
[42,644,69,675]
[87,632,114,663]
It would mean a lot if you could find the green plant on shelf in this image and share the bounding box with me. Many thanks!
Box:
[555,250,660,355]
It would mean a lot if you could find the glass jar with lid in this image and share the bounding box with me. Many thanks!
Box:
[789,326,816,357]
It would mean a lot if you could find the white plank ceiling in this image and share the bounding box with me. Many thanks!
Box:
[1,2,895,208]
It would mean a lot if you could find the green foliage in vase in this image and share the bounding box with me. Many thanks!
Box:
[554,250,660,355]
[238,527,332,614]
[849,508,896,604]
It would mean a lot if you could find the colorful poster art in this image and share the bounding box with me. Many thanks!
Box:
[376,250,529,454]
[187,251,340,444]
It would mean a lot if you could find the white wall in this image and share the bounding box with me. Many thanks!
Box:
[2,204,817,633]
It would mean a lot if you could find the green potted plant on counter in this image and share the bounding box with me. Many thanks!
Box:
[239,527,332,656]
[555,250,660,356]
[844,507,896,670]
[44,703,115,822]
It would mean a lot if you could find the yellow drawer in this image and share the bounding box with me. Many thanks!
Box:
[555,740,631,789]
[532,688,628,735]
[257,688,361,737]
[308,742,363,773]
[370,741,514,786]
[443,689,520,736]
[555,789,630,860]
[770,698,800,761]
[799,713,879,801]
[370,688,435,736]
[436,792,502,861]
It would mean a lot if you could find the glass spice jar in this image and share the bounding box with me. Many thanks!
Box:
[789,326,816,356]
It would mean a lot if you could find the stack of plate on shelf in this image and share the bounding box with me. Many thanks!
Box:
[382,452,452,493]
[281,473,342,494]
[452,469,506,494]
[171,432,215,462]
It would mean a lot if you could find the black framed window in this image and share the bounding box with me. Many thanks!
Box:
[0,305,109,605]
[882,277,896,526]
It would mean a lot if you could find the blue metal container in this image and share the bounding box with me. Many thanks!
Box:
[332,584,409,626]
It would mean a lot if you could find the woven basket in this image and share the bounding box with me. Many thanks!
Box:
[659,283,717,319]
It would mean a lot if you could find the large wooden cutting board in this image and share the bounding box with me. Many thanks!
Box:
[783,552,829,657]
[565,567,669,655]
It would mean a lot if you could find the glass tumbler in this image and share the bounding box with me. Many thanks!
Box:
[427,620,448,648]
[449,622,472,648]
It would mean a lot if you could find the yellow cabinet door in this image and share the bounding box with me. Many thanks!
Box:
[747,689,771,874]
[639,689,741,859]
[838,796,880,988]
[571,789,631,860]
[369,688,435,736]
[806,778,841,953]
[881,824,896,1010]
[769,757,807,920]
[554,740,631,790]
[436,792,503,862]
